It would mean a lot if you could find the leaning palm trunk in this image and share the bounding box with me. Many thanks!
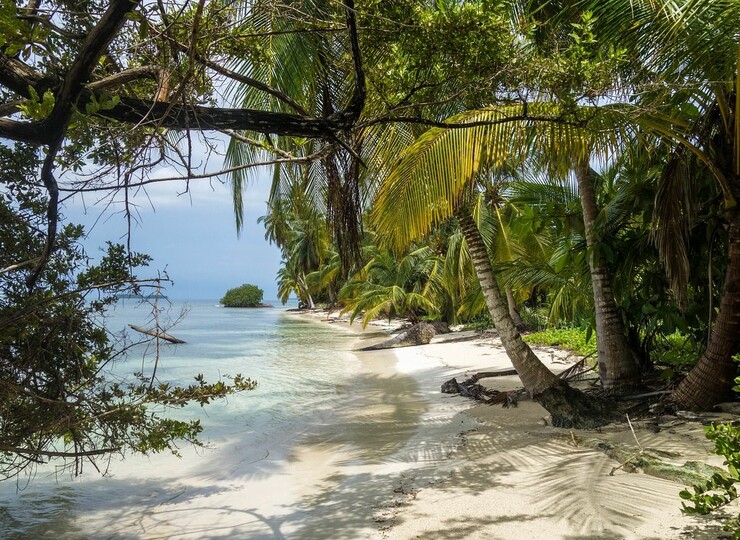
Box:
[575,161,640,391]
[299,273,315,309]
[673,208,740,409]
[457,210,609,427]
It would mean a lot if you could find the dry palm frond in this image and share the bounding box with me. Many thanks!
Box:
[651,147,693,307]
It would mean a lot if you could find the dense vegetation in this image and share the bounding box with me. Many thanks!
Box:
[221,284,265,307]
[1,1,740,523]
[248,0,740,422]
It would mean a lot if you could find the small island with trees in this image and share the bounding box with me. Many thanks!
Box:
[220,284,271,308]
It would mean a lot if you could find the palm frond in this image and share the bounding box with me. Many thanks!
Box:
[372,103,634,252]
[651,148,693,305]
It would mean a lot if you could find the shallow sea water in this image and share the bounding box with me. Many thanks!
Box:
[0,300,465,539]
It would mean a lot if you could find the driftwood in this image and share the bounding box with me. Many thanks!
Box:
[441,370,524,407]
[360,322,436,351]
[128,324,186,344]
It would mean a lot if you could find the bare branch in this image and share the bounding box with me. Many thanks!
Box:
[0,258,40,275]
[26,148,59,289]
[61,153,328,193]
[18,14,87,39]
[0,444,121,458]
[360,113,586,130]
[87,66,164,92]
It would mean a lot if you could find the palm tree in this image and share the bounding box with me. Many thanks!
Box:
[224,0,368,268]
[339,244,439,326]
[371,110,612,425]
[575,158,640,389]
[573,0,740,408]
[500,170,594,326]
[371,99,644,389]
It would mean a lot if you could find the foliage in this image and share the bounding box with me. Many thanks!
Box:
[4,0,740,466]
[339,244,439,326]
[524,328,597,357]
[680,418,740,538]
[650,333,702,380]
[0,147,256,479]
[519,306,550,331]
[220,283,265,307]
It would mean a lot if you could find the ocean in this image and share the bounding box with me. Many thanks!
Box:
[0,300,471,539]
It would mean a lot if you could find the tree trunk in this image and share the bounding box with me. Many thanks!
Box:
[673,208,740,410]
[298,273,315,309]
[457,210,609,427]
[506,287,527,331]
[575,160,640,392]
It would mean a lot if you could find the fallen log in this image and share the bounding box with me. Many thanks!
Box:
[466,369,518,381]
[360,322,436,351]
[128,324,186,344]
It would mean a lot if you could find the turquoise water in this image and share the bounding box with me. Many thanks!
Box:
[0,300,387,537]
[0,300,470,539]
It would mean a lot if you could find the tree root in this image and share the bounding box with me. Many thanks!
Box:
[534,381,614,429]
[441,371,522,407]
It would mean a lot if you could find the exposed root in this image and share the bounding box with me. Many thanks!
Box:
[534,381,614,429]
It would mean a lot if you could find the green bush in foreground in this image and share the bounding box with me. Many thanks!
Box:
[221,284,264,307]
[680,420,740,538]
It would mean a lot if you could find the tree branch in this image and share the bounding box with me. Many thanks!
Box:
[0,117,45,144]
[0,54,48,97]
[61,152,328,193]
[41,0,142,140]
[331,0,365,126]
[360,113,585,130]
[102,97,338,136]
[87,66,163,92]
[0,444,121,458]
[26,148,59,289]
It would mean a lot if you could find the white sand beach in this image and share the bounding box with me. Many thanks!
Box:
[1,309,733,539]
[315,311,733,539]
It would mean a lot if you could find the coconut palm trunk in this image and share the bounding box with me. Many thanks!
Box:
[672,207,740,409]
[575,160,640,391]
[299,273,315,309]
[457,209,608,427]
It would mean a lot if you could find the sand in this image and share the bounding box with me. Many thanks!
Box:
[313,312,734,539]
[2,312,734,539]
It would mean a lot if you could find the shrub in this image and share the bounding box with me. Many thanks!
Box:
[220,283,264,307]
[523,327,597,357]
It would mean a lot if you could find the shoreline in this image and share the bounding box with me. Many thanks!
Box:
[285,308,482,535]
[0,305,732,539]
[297,308,731,539]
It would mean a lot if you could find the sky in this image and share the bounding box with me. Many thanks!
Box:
[62,142,284,302]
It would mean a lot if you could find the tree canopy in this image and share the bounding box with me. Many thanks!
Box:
[3,0,740,475]
[221,283,265,307]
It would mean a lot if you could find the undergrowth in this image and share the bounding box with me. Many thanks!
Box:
[523,327,597,357]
